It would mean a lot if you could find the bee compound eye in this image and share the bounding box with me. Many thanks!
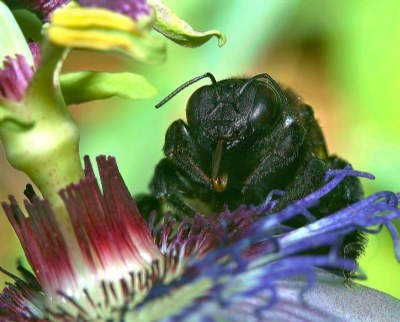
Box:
[249,85,278,131]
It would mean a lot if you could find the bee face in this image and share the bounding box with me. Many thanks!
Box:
[186,76,292,152]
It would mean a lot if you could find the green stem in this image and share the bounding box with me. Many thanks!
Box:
[0,41,84,210]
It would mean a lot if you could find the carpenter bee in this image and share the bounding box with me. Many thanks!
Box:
[137,72,365,262]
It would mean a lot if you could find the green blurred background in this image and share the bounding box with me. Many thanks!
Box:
[1,0,399,298]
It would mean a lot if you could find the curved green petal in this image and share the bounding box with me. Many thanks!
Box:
[152,0,226,48]
[61,71,158,105]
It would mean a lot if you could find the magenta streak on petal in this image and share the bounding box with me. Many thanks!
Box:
[0,55,34,102]
[2,197,79,297]
[28,42,42,68]
[61,156,162,275]
[61,156,162,273]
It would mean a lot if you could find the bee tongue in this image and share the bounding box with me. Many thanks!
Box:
[212,139,228,192]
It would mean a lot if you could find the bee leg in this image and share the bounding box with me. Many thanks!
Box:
[242,122,306,193]
[150,158,203,218]
[320,155,364,212]
[163,120,212,189]
[317,156,366,265]
[135,193,162,223]
[277,155,366,268]
[271,156,326,217]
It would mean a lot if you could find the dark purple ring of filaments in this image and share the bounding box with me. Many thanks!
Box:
[0,158,399,321]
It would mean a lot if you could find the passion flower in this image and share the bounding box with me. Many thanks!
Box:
[1,157,399,321]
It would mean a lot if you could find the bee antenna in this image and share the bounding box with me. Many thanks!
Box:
[155,72,220,108]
